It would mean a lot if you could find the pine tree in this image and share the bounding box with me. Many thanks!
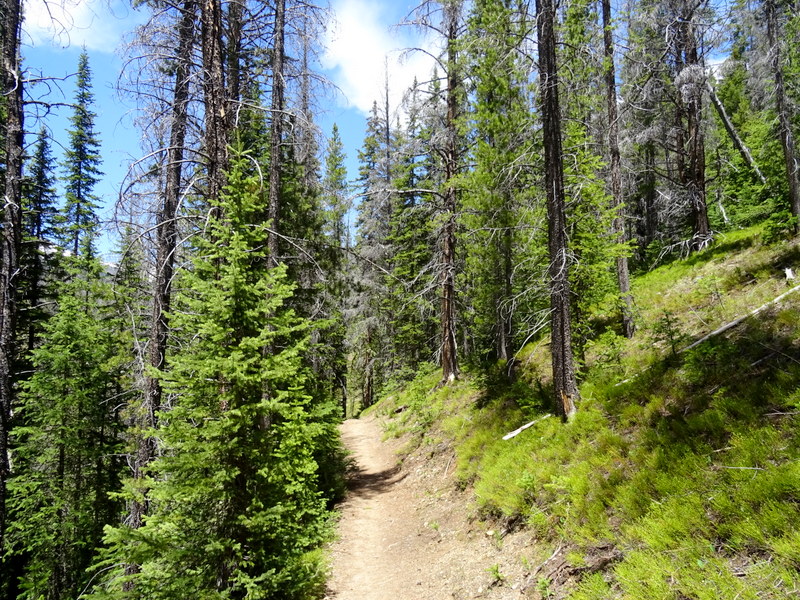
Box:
[351,103,394,409]
[6,246,129,600]
[58,51,103,258]
[320,124,351,413]
[0,0,25,562]
[18,128,59,357]
[92,150,331,599]
[560,0,617,362]
[463,0,534,367]
[537,0,580,419]
[384,106,437,374]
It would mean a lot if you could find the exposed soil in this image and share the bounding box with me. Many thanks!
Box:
[324,416,547,600]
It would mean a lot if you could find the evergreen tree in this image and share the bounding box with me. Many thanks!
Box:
[6,246,129,600]
[58,51,103,258]
[463,0,535,367]
[560,0,617,361]
[351,103,394,409]
[18,128,59,357]
[93,150,331,599]
[320,124,351,413]
[537,0,580,418]
[384,104,437,374]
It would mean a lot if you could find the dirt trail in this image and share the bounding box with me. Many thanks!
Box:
[324,416,538,600]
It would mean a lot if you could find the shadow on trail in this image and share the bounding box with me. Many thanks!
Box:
[345,464,407,500]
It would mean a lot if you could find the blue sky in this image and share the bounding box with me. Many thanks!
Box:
[21,0,434,256]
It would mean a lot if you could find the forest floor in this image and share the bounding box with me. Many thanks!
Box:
[324,415,542,600]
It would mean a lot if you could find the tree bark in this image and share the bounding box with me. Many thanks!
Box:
[267,0,285,264]
[675,8,710,250]
[537,0,579,420]
[124,2,195,586]
[765,0,800,226]
[0,0,23,553]
[602,0,635,338]
[201,0,228,206]
[440,4,460,384]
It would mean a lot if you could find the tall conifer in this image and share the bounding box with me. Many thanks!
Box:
[58,51,103,258]
[93,150,330,599]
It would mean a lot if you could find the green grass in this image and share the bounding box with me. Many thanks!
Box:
[369,226,800,598]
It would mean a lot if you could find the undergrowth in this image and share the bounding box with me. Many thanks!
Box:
[371,226,800,599]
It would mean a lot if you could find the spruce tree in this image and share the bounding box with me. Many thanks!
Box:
[58,51,103,258]
[6,245,128,600]
[18,128,59,357]
[93,150,330,599]
[351,103,393,408]
[321,124,351,413]
[463,0,534,367]
[384,106,436,374]
[560,0,617,362]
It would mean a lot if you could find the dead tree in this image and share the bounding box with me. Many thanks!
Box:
[267,0,286,264]
[0,0,23,553]
[201,0,228,205]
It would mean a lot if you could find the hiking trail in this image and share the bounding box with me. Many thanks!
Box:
[324,416,538,600]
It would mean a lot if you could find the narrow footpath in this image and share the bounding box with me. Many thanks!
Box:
[324,416,537,600]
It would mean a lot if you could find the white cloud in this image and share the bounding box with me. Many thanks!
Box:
[322,0,437,117]
[22,0,135,53]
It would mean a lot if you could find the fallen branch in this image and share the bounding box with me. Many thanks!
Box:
[680,282,800,353]
[616,282,800,387]
[503,414,552,440]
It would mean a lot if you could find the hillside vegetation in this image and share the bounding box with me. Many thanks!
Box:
[368,226,800,599]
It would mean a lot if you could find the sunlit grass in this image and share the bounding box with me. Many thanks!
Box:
[371,226,800,598]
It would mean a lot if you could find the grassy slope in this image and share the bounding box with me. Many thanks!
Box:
[369,226,800,599]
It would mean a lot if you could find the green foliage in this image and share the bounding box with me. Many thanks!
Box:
[762,209,799,243]
[6,251,129,600]
[374,228,800,598]
[17,127,60,357]
[90,150,335,599]
[57,51,103,257]
[462,0,541,366]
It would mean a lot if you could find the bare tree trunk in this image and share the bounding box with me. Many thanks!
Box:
[439,4,461,385]
[643,143,658,243]
[706,81,767,186]
[766,0,800,227]
[675,10,709,250]
[0,0,23,552]
[124,2,195,586]
[226,0,243,109]
[499,211,513,362]
[686,63,709,249]
[602,0,635,338]
[537,0,579,420]
[201,0,228,206]
[267,0,285,264]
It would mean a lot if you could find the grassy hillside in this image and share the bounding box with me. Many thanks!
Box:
[368,226,800,599]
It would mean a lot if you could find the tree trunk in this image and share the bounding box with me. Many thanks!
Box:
[124,2,195,587]
[602,0,635,338]
[267,0,285,264]
[674,9,710,250]
[201,0,228,206]
[499,208,513,362]
[537,0,579,420]
[765,0,800,226]
[706,81,767,186]
[0,0,23,553]
[440,5,460,384]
